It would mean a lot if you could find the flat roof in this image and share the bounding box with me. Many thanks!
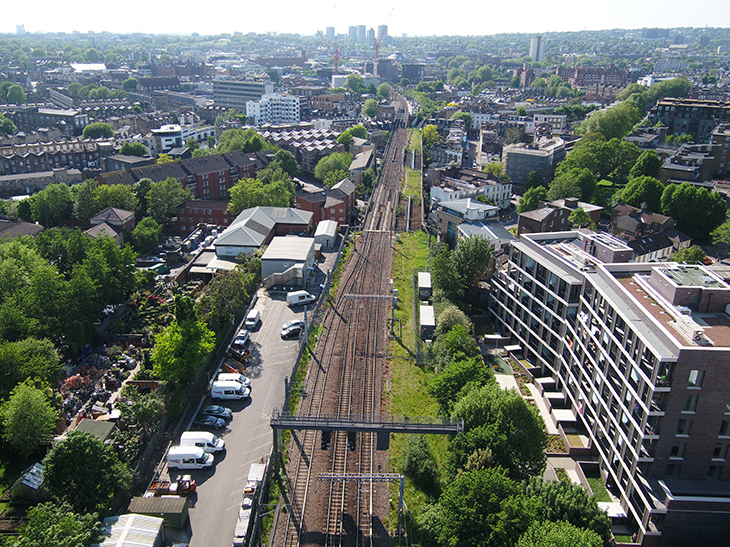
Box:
[658,265,726,289]
[261,236,314,262]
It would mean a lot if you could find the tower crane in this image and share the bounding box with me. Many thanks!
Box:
[373,7,394,62]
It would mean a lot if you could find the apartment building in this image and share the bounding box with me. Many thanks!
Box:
[213,79,275,111]
[650,99,730,142]
[246,93,300,126]
[490,230,730,546]
[434,197,499,246]
[430,167,512,210]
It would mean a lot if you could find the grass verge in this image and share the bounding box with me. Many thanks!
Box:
[387,232,448,534]
[584,470,612,502]
[402,168,422,200]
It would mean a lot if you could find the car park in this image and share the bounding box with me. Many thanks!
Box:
[281,319,305,331]
[200,405,233,420]
[281,324,303,339]
[193,415,225,429]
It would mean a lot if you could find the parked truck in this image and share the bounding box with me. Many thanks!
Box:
[145,475,197,496]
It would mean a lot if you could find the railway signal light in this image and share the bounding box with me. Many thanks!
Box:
[321,430,331,450]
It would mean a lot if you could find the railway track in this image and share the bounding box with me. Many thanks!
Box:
[275,120,407,547]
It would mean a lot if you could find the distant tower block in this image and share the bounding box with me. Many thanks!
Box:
[530,35,545,62]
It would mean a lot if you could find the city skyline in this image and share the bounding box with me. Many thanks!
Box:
[2,0,728,38]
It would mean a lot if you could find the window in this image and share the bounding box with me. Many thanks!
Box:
[720,421,730,437]
[670,442,686,459]
[682,395,699,413]
[666,464,681,478]
[708,465,722,479]
[713,444,728,460]
[688,370,704,388]
[676,419,692,436]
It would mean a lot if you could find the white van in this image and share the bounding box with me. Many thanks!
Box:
[211,380,251,400]
[244,309,261,329]
[181,431,225,453]
[286,290,316,307]
[167,445,214,470]
[218,372,251,387]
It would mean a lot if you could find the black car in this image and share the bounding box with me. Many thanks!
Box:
[193,415,225,429]
[200,405,233,421]
[281,325,303,339]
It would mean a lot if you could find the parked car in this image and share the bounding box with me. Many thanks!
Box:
[193,415,225,429]
[281,320,305,331]
[281,325,303,339]
[200,405,233,421]
[232,329,250,347]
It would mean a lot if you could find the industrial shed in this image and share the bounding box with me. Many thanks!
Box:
[261,236,316,288]
[128,495,189,529]
[314,220,338,249]
[94,513,164,547]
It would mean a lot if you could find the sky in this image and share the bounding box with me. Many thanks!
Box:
[2,0,728,37]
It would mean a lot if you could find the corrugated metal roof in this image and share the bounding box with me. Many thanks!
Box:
[96,513,163,547]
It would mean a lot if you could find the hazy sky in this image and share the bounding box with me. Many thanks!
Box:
[2,0,728,37]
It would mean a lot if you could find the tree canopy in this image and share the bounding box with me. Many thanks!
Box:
[120,142,147,157]
[146,177,191,225]
[450,111,473,131]
[518,186,548,213]
[314,152,352,184]
[452,235,493,287]
[548,168,596,202]
[152,295,215,386]
[621,176,664,212]
[227,177,295,218]
[43,430,131,514]
[516,520,603,547]
[216,128,272,153]
[362,98,378,118]
[568,207,592,228]
[661,183,727,242]
[6,501,102,547]
[131,217,162,254]
[671,245,708,265]
[1,380,58,458]
[82,122,114,139]
[629,149,661,179]
[450,382,547,480]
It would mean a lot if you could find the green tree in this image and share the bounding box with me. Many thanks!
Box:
[207,135,216,148]
[518,186,548,213]
[434,468,538,547]
[430,246,465,303]
[522,477,613,546]
[152,296,215,385]
[568,207,592,228]
[524,170,543,190]
[423,124,439,148]
[227,178,295,218]
[337,129,354,151]
[434,324,480,369]
[71,179,100,222]
[93,183,137,212]
[6,84,27,105]
[185,137,200,152]
[621,175,664,212]
[435,304,473,338]
[82,122,114,139]
[6,501,102,547]
[482,162,508,178]
[0,380,58,458]
[196,266,254,337]
[0,113,17,135]
[671,245,708,264]
[314,152,352,182]
[450,383,547,480]
[43,430,131,514]
[452,234,493,287]
[377,82,391,99]
[273,149,300,177]
[131,217,162,254]
[117,390,164,440]
[31,183,74,226]
[629,149,661,179]
[516,106,528,117]
[400,434,440,490]
[345,74,365,94]
[146,177,190,225]
[429,356,492,413]
[450,111,473,130]
[711,216,730,247]
[133,178,152,218]
[661,183,728,242]
[362,98,378,118]
[548,167,596,202]
[120,142,148,157]
[216,128,271,153]
[516,520,602,547]
[122,77,138,90]
[579,102,641,140]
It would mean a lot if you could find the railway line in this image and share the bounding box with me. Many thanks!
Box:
[274,118,408,547]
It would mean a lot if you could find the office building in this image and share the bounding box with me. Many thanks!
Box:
[378,24,388,41]
[348,26,357,40]
[530,35,545,62]
[491,230,730,546]
[367,28,375,47]
[213,79,275,111]
[325,27,335,40]
[357,25,366,42]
